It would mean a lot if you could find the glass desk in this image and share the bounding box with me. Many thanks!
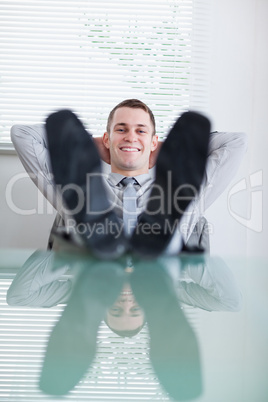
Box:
[0,249,267,401]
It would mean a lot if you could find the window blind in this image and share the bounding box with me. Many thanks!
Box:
[0,0,211,144]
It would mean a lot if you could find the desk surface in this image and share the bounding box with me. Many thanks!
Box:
[0,249,267,402]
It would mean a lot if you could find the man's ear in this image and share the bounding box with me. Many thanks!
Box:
[102,132,110,149]
[149,139,163,169]
[151,135,158,152]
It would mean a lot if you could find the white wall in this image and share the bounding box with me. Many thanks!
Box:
[0,0,267,256]
[205,0,267,257]
[246,0,268,257]
[0,154,56,249]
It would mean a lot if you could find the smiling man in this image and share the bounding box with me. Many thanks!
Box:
[44,101,210,257]
[11,99,247,256]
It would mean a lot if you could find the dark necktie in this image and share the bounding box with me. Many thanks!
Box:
[121,177,138,236]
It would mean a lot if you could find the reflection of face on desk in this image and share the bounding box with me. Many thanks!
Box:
[106,283,145,333]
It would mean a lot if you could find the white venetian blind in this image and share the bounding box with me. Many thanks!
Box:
[0,0,211,144]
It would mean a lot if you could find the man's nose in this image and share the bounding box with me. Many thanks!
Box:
[124,128,137,141]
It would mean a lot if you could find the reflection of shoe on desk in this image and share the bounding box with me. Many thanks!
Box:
[130,258,202,400]
[39,259,126,396]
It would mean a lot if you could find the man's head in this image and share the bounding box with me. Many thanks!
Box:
[106,99,156,135]
[105,282,145,336]
[103,99,158,176]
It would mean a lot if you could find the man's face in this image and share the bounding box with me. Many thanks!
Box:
[103,107,158,176]
[106,283,144,331]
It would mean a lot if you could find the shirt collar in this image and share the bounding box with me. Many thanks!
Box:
[108,172,152,187]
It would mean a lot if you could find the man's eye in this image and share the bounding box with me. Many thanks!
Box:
[131,306,141,312]
[108,308,122,317]
[116,128,124,132]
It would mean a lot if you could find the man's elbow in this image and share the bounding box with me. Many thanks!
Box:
[6,289,23,306]
[233,132,248,153]
[224,291,243,312]
[10,124,22,145]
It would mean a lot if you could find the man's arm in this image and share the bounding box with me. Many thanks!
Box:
[11,124,61,210]
[11,124,111,212]
[177,257,243,311]
[180,131,248,241]
[6,250,73,307]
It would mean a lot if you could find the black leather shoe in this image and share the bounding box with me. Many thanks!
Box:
[46,110,127,259]
[131,111,211,257]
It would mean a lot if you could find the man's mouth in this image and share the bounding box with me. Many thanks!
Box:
[120,147,140,152]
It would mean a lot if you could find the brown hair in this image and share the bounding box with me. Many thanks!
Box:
[106,99,156,135]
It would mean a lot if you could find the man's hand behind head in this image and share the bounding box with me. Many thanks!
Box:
[93,136,111,164]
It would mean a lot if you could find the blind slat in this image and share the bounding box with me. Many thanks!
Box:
[0,0,210,144]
